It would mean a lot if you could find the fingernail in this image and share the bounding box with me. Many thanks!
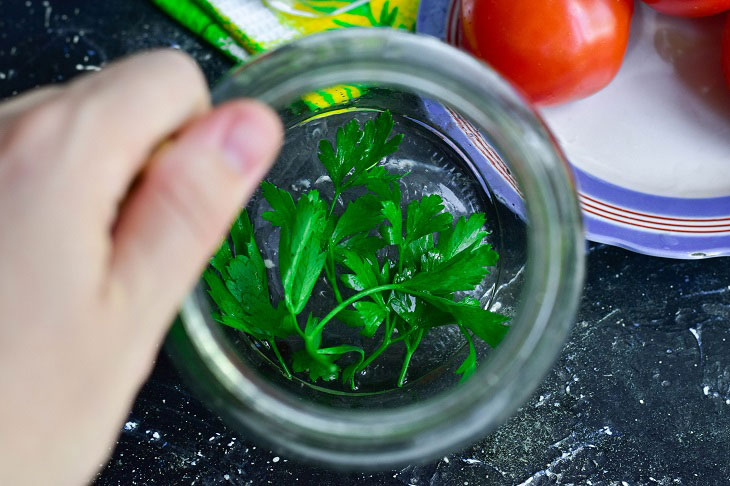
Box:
[222,112,279,174]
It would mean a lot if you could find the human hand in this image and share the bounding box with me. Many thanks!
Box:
[0,51,282,485]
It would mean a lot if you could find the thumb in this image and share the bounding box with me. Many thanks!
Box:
[109,100,282,339]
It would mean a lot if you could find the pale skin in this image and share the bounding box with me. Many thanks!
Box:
[0,50,283,485]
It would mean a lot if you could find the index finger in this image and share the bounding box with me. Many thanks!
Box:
[63,49,210,200]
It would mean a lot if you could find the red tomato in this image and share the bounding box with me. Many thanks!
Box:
[641,0,730,18]
[722,14,730,89]
[460,0,634,106]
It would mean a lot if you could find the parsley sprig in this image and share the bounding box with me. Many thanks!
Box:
[205,111,509,389]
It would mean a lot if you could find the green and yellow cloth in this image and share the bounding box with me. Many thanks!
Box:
[151,0,419,62]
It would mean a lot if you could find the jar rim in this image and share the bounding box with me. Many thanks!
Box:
[175,28,584,468]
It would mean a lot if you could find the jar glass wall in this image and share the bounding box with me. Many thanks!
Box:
[167,29,584,469]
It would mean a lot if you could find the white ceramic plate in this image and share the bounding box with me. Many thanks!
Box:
[418,0,730,258]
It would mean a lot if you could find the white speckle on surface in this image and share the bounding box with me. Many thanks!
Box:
[703,385,710,396]
[639,399,644,405]
[151,431,160,440]
[42,0,51,28]
[264,259,275,269]
[689,327,702,359]
[443,456,450,463]
[75,64,101,71]
[223,474,230,481]
[273,456,280,463]
[518,427,610,485]
[603,426,613,436]
[123,421,138,431]
[462,458,482,465]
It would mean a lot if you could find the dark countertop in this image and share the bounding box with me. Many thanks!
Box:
[2,1,729,484]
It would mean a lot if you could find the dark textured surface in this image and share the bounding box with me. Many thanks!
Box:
[2,1,729,484]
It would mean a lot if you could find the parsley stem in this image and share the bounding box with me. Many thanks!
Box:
[397,350,414,387]
[269,340,292,379]
[314,283,402,335]
[289,308,305,339]
[328,188,341,217]
[326,249,343,303]
[357,340,390,372]
[397,329,423,387]
[356,314,394,372]
[390,331,414,344]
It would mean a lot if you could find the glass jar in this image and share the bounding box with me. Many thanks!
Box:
[167,28,584,469]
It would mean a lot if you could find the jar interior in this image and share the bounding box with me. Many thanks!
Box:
[202,84,528,409]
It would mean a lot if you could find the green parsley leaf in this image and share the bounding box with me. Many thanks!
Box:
[317,118,363,189]
[339,250,381,292]
[401,234,434,271]
[338,301,386,338]
[416,294,509,348]
[225,255,268,306]
[437,213,488,260]
[455,328,477,382]
[210,238,233,278]
[317,111,403,196]
[404,240,499,294]
[318,345,365,388]
[332,233,386,265]
[349,165,404,189]
[405,194,452,245]
[449,298,509,348]
[390,292,452,331]
[203,268,242,318]
[353,110,403,178]
[218,306,295,341]
[261,181,296,228]
[292,349,339,382]
[339,250,388,309]
[230,209,255,257]
[365,177,401,204]
[380,200,403,246]
[304,312,324,350]
[205,208,299,343]
[331,194,384,245]
[279,190,329,315]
